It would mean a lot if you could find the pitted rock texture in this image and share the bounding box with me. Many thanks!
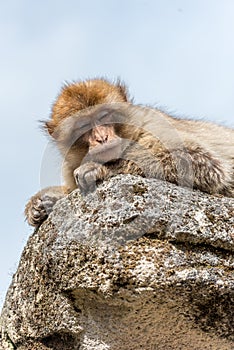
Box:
[1,175,234,349]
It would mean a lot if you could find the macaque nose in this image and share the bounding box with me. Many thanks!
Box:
[96,134,108,144]
[93,126,109,144]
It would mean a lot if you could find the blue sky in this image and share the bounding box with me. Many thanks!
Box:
[0,0,234,309]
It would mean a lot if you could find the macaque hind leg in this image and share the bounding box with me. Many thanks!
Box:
[135,143,233,196]
[173,145,233,195]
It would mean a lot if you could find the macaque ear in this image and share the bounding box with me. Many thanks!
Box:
[44,120,58,138]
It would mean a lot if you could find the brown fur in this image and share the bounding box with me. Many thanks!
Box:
[46,79,129,135]
[25,78,234,226]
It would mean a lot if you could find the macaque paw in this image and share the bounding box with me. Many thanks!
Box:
[74,162,108,192]
[25,194,58,227]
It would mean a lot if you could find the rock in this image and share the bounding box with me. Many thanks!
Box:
[1,174,234,349]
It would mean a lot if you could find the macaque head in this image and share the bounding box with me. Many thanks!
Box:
[51,105,130,165]
[43,79,133,168]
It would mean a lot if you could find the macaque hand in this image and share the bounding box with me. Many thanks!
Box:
[25,187,65,227]
[73,162,108,192]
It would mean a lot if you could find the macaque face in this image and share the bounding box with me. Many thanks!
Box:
[55,106,127,165]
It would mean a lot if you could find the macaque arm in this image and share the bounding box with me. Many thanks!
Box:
[25,186,67,227]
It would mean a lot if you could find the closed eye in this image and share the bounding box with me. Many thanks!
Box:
[100,110,126,125]
[97,111,114,125]
[76,118,91,132]
[79,123,90,130]
[98,111,109,120]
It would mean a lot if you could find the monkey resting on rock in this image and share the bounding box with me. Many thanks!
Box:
[25,78,234,226]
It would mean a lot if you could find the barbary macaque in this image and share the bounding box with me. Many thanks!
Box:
[25,78,234,226]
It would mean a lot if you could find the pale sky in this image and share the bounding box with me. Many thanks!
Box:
[0,0,234,309]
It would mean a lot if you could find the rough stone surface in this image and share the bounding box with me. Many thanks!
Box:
[1,174,234,349]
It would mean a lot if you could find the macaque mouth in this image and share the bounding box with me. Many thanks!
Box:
[87,138,123,163]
